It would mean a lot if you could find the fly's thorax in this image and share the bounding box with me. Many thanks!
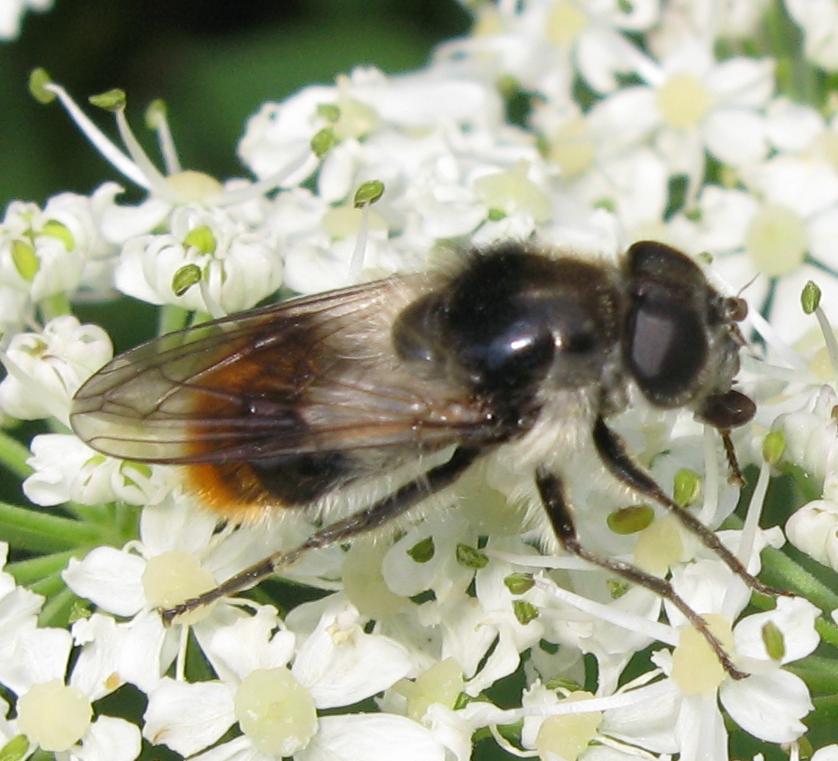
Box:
[392,245,623,412]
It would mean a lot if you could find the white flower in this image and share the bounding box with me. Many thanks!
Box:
[651,562,818,758]
[0,0,51,40]
[144,597,429,761]
[650,0,771,54]
[669,163,838,345]
[0,187,118,309]
[0,316,112,423]
[2,623,141,761]
[0,541,43,645]
[519,680,679,760]
[23,433,172,507]
[0,200,82,308]
[62,493,341,680]
[114,204,283,314]
[437,0,661,97]
[785,0,838,71]
[786,498,838,570]
[591,42,773,186]
[239,65,501,182]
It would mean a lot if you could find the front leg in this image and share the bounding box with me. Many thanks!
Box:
[534,466,746,680]
[592,416,786,597]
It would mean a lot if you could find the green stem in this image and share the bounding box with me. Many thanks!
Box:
[0,430,32,479]
[6,549,80,585]
[725,515,838,612]
[38,292,71,321]
[29,570,66,597]
[765,0,820,105]
[37,585,76,628]
[157,304,190,336]
[0,501,104,553]
[760,545,838,612]
[815,617,838,649]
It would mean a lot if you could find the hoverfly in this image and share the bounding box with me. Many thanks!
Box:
[71,240,784,679]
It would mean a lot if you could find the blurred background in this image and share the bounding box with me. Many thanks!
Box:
[0,0,470,205]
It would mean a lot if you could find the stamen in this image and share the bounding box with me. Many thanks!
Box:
[700,426,720,524]
[210,151,318,207]
[112,107,171,198]
[489,724,537,757]
[534,575,677,645]
[348,203,370,280]
[146,99,182,175]
[814,304,838,378]
[737,461,770,567]
[43,82,149,188]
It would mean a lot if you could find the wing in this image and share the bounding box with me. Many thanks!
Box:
[71,275,497,511]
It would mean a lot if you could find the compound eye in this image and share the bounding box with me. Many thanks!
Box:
[724,296,748,322]
[626,289,708,406]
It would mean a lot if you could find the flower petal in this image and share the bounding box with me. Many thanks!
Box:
[733,597,820,664]
[719,669,812,743]
[63,547,146,616]
[143,677,234,757]
[296,714,445,761]
[76,716,141,761]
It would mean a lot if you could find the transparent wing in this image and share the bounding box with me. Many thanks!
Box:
[71,276,493,465]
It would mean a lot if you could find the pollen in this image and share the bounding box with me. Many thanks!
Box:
[535,691,601,761]
[234,667,318,757]
[671,614,734,695]
[657,74,713,129]
[17,680,92,752]
[141,550,217,625]
[546,1,589,47]
[745,203,808,277]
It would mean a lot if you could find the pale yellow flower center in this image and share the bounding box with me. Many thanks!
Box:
[17,680,92,752]
[472,6,504,36]
[474,161,552,222]
[234,668,318,757]
[671,615,734,695]
[546,1,589,47]
[142,550,217,625]
[322,206,387,239]
[333,80,379,140]
[342,540,406,619]
[745,203,808,277]
[535,691,602,761]
[165,170,223,202]
[548,117,596,177]
[634,515,684,576]
[657,74,713,129]
[813,131,838,170]
[394,658,464,722]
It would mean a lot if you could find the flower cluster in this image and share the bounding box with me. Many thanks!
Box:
[1,2,837,761]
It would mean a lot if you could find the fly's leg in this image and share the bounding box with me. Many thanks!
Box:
[161,446,482,624]
[592,417,789,598]
[535,466,748,680]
